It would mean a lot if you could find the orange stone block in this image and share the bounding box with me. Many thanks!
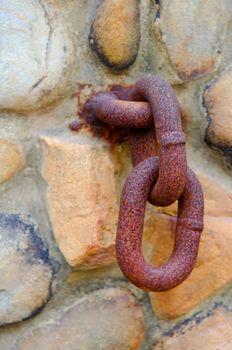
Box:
[40,133,118,269]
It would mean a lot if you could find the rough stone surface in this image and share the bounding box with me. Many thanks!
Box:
[89,0,140,70]
[146,173,232,319]
[1,0,232,347]
[154,307,232,350]
[204,69,232,157]
[40,133,118,269]
[0,213,54,326]
[0,0,75,113]
[0,139,24,184]
[8,288,145,350]
[155,0,231,81]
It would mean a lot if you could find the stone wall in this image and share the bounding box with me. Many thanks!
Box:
[1,0,232,349]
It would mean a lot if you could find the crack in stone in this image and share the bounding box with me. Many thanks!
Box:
[30,75,47,91]
[38,0,53,70]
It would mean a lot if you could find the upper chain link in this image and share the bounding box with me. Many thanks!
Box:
[82,75,204,292]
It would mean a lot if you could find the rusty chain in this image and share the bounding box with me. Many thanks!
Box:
[81,75,204,292]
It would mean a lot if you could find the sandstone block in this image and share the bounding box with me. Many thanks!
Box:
[14,288,145,350]
[0,0,74,113]
[154,307,232,350]
[0,213,54,326]
[155,0,231,81]
[146,173,232,319]
[40,134,118,268]
[0,139,24,184]
[89,0,140,70]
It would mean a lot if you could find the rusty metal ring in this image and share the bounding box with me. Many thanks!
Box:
[129,75,187,206]
[84,91,153,128]
[83,76,187,206]
[116,156,204,292]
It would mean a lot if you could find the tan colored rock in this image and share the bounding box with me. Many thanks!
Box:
[89,0,140,70]
[13,288,145,350]
[40,133,118,268]
[204,69,232,152]
[0,0,75,113]
[146,174,232,319]
[155,0,231,81]
[0,213,54,326]
[0,139,24,184]
[154,307,232,350]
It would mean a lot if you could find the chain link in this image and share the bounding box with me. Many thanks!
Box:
[82,75,204,292]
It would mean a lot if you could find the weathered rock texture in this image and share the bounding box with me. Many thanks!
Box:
[89,0,140,70]
[0,139,24,184]
[3,288,145,350]
[204,69,232,159]
[0,0,75,113]
[40,133,118,269]
[154,0,231,81]
[0,0,232,349]
[154,306,232,350]
[0,213,54,326]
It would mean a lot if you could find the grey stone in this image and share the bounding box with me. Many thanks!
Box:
[14,287,146,350]
[155,0,232,81]
[0,0,75,113]
[0,213,54,326]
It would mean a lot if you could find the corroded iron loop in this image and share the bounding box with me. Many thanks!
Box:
[128,75,187,206]
[116,156,204,292]
[83,75,187,206]
[84,91,153,128]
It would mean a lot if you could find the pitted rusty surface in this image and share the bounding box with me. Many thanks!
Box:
[129,129,157,166]
[78,75,204,292]
[129,76,187,206]
[84,91,153,128]
[116,157,204,292]
[84,76,187,206]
